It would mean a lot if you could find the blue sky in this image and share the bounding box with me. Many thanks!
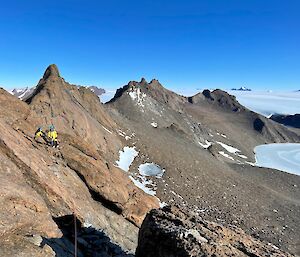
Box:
[0,0,299,93]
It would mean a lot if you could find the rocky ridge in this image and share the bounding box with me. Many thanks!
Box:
[0,65,158,256]
[107,78,300,255]
[1,65,300,256]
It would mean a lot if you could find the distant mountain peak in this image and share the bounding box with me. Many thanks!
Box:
[9,86,36,100]
[231,86,251,91]
[198,89,246,112]
[43,64,60,79]
[87,86,106,96]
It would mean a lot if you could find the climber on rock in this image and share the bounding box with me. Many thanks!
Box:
[48,125,58,148]
[34,127,47,142]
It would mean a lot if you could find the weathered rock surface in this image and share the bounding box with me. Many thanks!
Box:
[24,64,159,226]
[0,65,159,256]
[107,79,300,255]
[1,65,300,256]
[136,206,292,257]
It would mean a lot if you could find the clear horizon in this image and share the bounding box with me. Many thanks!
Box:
[1,0,300,91]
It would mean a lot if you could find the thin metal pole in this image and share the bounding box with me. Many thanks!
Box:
[74,213,77,257]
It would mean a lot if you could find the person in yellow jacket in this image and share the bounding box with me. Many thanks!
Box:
[48,125,58,148]
[34,127,44,140]
[34,126,48,144]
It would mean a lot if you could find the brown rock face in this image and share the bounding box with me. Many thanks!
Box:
[43,64,60,79]
[0,65,159,255]
[136,206,292,257]
[24,64,159,226]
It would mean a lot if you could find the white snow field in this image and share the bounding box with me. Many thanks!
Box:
[129,175,156,196]
[230,90,300,117]
[138,163,165,178]
[254,143,300,176]
[116,146,138,172]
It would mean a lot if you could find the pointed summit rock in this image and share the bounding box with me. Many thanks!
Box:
[109,78,186,112]
[140,77,147,84]
[43,64,60,79]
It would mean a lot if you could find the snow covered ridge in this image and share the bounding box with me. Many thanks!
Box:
[9,87,36,100]
[254,143,300,176]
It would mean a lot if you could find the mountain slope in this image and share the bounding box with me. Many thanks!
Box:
[106,79,300,255]
[0,65,159,256]
[1,66,299,256]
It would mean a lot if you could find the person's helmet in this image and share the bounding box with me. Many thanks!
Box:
[49,125,55,131]
[38,127,42,131]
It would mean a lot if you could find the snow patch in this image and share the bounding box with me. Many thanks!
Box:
[219,151,235,161]
[128,162,165,197]
[151,122,158,128]
[116,147,138,172]
[129,175,156,196]
[128,87,146,107]
[117,130,135,140]
[171,190,183,199]
[101,125,112,134]
[216,141,240,154]
[83,222,93,228]
[129,91,137,100]
[118,130,126,137]
[138,163,165,178]
[159,201,168,208]
[198,140,212,149]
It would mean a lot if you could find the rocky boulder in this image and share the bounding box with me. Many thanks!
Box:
[136,205,292,257]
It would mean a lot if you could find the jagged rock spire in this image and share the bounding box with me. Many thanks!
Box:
[140,78,147,84]
[43,64,60,79]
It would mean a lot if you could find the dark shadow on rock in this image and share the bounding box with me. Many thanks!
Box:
[42,215,135,257]
[253,118,265,133]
